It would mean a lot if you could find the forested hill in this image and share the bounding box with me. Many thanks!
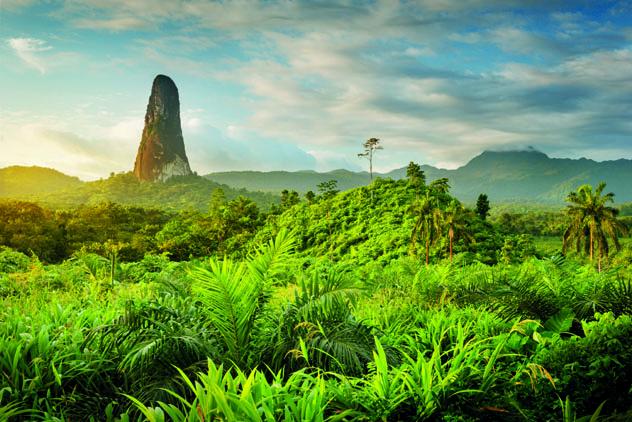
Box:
[205,150,632,203]
[0,169,278,211]
[252,177,500,265]
[415,150,632,203]
[0,166,82,196]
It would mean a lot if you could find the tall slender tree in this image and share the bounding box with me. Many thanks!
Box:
[476,194,490,220]
[562,182,627,271]
[406,161,426,198]
[443,200,474,263]
[357,138,383,182]
[410,191,443,266]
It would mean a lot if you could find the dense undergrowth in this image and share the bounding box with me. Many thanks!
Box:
[1,231,631,420]
[255,178,503,266]
[1,177,631,420]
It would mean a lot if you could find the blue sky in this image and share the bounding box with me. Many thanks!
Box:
[1,0,631,180]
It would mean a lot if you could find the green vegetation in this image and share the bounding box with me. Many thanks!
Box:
[475,194,490,220]
[1,173,631,420]
[0,166,82,197]
[563,183,628,271]
[0,169,277,211]
[0,192,267,263]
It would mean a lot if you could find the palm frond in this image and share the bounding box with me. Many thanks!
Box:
[190,229,295,367]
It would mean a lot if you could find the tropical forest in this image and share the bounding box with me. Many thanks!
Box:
[2,1,632,421]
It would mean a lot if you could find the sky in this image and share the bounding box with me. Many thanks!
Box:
[1,0,631,180]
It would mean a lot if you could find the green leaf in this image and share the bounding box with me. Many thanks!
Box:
[543,308,575,334]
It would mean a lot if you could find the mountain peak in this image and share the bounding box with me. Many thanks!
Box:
[478,147,549,159]
[466,148,549,168]
[133,74,193,182]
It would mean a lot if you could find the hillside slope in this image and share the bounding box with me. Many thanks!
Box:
[253,178,500,265]
[3,149,629,209]
[416,150,632,203]
[0,166,82,196]
[0,168,278,211]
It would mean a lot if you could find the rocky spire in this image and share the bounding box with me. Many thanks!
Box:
[133,74,192,181]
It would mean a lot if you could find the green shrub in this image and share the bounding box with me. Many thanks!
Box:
[119,253,174,283]
[0,247,30,273]
[534,312,632,417]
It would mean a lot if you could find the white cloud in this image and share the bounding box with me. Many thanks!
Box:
[108,117,143,140]
[496,63,555,85]
[0,122,135,179]
[73,16,150,31]
[402,47,434,57]
[55,0,186,31]
[181,119,318,173]
[561,48,632,83]
[3,1,631,176]
[8,37,51,74]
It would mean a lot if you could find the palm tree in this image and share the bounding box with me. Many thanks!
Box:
[266,267,374,375]
[563,182,627,271]
[443,200,474,263]
[410,191,443,266]
[406,161,426,200]
[429,177,450,195]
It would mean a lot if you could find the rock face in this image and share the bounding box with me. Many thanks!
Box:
[133,75,192,181]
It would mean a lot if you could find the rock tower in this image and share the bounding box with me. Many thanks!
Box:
[133,75,192,181]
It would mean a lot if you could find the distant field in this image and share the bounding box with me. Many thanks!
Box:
[535,236,632,257]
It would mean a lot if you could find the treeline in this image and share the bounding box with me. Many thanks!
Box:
[1,173,630,267]
[1,170,279,212]
[0,200,165,262]
[0,184,322,263]
[0,195,265,263]
[492,208,632,237]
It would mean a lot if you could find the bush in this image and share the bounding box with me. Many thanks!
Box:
[534,312,632,417]
[0,247,30,273]
[119,254,174,283]
[500,234,537,263]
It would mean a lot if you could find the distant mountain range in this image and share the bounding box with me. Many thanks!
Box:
[204,150,632,203]
[1,150,630,207]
